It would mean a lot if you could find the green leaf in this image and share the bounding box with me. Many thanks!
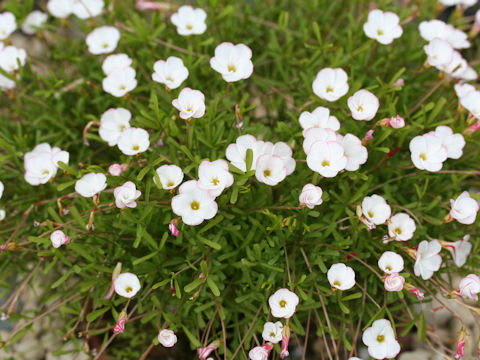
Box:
[86,307,110,322]
[206,277,220,297]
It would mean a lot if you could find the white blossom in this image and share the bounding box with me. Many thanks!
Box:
[424,38,454,67]
[312,67,349,102]
[363,9,403,45]
[99,108,131,146]
[117,127,150,156]
[226,134,263,172]
[409,133,447,172]
[0,12,16,40]
[171,5,207,36]
[158,329,177,348]
[154,164,184,190]
[348,89,380,121]
[171,180,218,226]
[361,194,391,225]
[102,54,133,75]
[102,67,137,97]
[302,127,337,155]
[262,321,283,344]
[460,89,480,120]
[72,0,104,19]
[388,213,416,241]
[210,42,254,82]
[306,140,347,178]
[327,263,356,290]
[299,184,323,209]
[114,181,141,209]
[384,273,405,292]
[362,319,401,359]
[299,106,340,133]
[197,159,234,197]
[172,87,206,119]
[414,240,442,280]
[458,274,480,301]
[152,56,189,90]
[24,143,69,186]
[50,230,70,248]
[0,46,27,73]
[114,272,141,298]
[21,11,47,35]
[268,288,299,319]
[75,173,107,198]
[431,125,465,159]
[378,251,404,274]
[86,26,120,55]
[449,191,479,225]
[338,133,368,171]
[255,154,287,186]
[419,20,470,49]
[445,235,472,267]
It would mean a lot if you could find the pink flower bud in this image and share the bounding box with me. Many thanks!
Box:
[280,324,291,359]
[108,163,125,176]
[114,311,127,334]
[170,279,176,297]
[50,230,70,248]
[197,340,220,359]
[392,78,405,87]
[389,115,405,129]
[169,220,179,237]
[454,328,466,360]
[384,273,405,292]
[158,329,177,348]
[404,283,424,300]
[136,0,169,10]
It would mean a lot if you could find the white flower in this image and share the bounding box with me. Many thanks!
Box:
[446,235,472,267]
[348,89,380,121]
[419,20,470,49]
[302,127,337,155]
[378,251,404,274]
[388,213,416,241]
[460,90,480,120]
[154,165,184,190]
[262,321,283,343]
[171,5,207,36]
[114,181,141,209]
[72,0,104,19]
[248,346,268,360]
[312,67,349,102]
[102,67,137,97]
[226,134,264,172]
[424,38,454,67]
[363,9,403,45]
[158,329,177,348]
[327,263,356,290]
[102,54,133,75]
[268,288,299,318]
[114,272,141,298]
[0,46,27,73]
[384,273,405,292]
[0,72,15,90]
[454,83,475,99]
[439,0,477,7]
[361,194,391,225]
[306,140,347,178]
[50,230,70,248]
[99,108,131,146]
[338,133,368,171]
[362,319,401,359]
[172,87,206,119]
[171,180,218,226]
[436,51,469,78]
[21,11,47,35]
[414,240,442,280]
[458,274,480,301]
[409,133,447,172]
[210,42,254,82]
[108,163,125,176]
[0,209,5,221]
[75,173,107,198]
[152,56,188,90]
[47,0,74,19]
[449,191,479,225]
[24,143,69,186]
[0,180,3,199]
[255,154,287,186]
[117,127,150,156]
[299,106,340,133]
[299,184,323,209]
[431,126,465,160]
[197,159,234,197]
[261,142,296,175]
[0,12,16,40]
[86,26,120,55]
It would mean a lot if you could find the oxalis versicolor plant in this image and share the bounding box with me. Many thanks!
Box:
[0,0,480,359]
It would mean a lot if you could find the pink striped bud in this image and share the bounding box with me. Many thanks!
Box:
[454,328,466,360]
[114,311,127,334]
[169,220,179,237]
[404,283,424,300]
[197,340,220,359]
[280,324,291,359]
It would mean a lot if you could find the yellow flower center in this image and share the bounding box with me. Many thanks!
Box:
[419,153,427,160]
[125,286,133,293]
[167,181,174,187]
[228,64,237,73]
[191,201,200,210]
[321,160,330,167]
[367,211,374,218]
[386,266,392,271]
[263,169,271,177]
[377,334,385,343]
[270,332,276,337]
[103,43,109,49]
[377,29,384,36]
[132,145,139,151]
[333,280,341,287]
[211,178,220,186]
[186,24,193,30]
[279,300,287,308]
[326,86,334,93]
[357,105,364,112]
[395,227,402,235]
[42,169,50,175]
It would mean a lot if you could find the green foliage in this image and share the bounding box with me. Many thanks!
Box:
[1,0,479,359]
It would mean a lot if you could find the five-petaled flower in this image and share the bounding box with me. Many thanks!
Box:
[268,288,299,319]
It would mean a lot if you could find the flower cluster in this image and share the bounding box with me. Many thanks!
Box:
[24,143,69,186]
[102,53,138,97]
[0,20,27,90]
[47,0,104,19]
